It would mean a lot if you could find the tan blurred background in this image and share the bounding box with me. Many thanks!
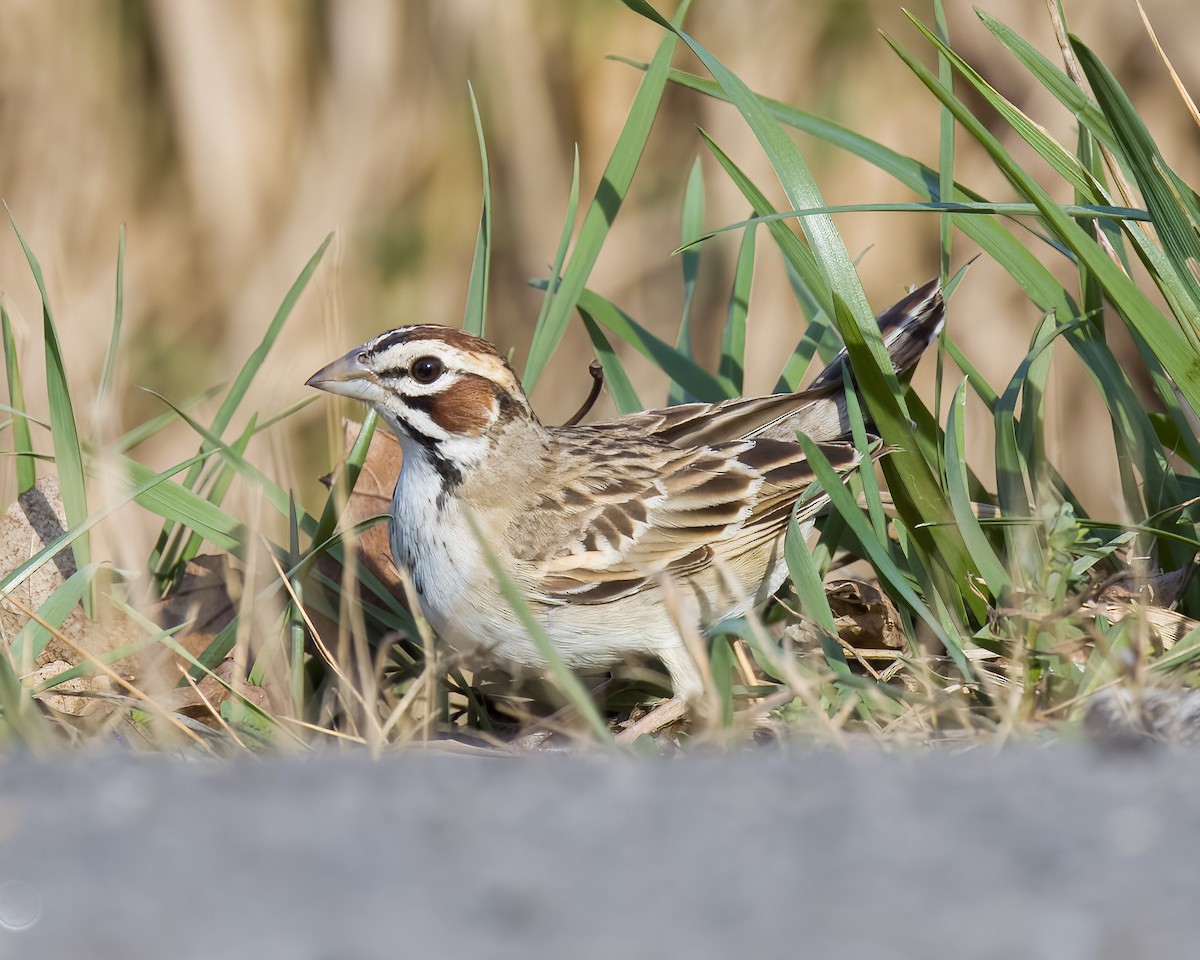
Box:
[1,0,1197,560]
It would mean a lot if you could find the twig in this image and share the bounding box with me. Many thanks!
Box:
[561,360,605,426]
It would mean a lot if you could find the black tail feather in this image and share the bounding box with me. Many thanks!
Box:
[807,277,945,390]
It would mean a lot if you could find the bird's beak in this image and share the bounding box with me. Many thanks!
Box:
[306,349,379,402]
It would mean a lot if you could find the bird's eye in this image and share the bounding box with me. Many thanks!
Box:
[410,356,444,384]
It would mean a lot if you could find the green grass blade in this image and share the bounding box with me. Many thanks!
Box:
[462,82,492,337]
[113,383,226,452]
[212,233,333,443]
[784,507,849,677]
[935,0,954,280]
[522,0,692,390]
[144,389,310,526]
[1127,325,1200,475]
[174,414,260,569]
[2,306,35,493]
[532,147,581,341]
[679,202,1146,250]
[1015,320,1055,484]
[191,514,420,677]
[8,561,105,668]
[776,313,839,392]
[993,314,1074,589]
[619,4,887,362]
[945,382,1009,595]
[885,32,1200,420]
[794,432,970,675]
[153,234,331,571]
[903,16,1101,201]
[708,635,736,727]
[33,622,187,693]
[977,11,1114,139]
[670,156,705,404]
[0,407,49,431]
[831,293,973,592]
[0,648,52,747]
[580,315,642,414]
[97,223,126,406]
[1121,223,1200,356]
[840,367,887,544]
[1073,39,1200,322]
[1064,322,1189,565]
[1,451,217,598]
[121,459,249,555]
[6,207,92,603]
[303,521,417,631]
[312,409,378,557]
[575,287,735,401]
[626,21,968,577]
[720,223,755,392]
[287,562,306,716]
[699,131,830,320]
[637,65,1089,322]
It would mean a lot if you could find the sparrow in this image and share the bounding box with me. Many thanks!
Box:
[307,278,944,739]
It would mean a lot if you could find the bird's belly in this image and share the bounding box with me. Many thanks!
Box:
[442,598,681,672]
[388,459,804,673]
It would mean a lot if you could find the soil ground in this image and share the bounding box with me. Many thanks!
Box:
[0,743,1194,959]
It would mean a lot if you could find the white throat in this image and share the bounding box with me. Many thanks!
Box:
[385,429,480,634]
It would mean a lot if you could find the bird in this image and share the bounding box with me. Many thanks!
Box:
[307,278,945,741]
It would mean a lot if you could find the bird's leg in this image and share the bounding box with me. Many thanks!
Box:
[615,644,704,744]
[614,696,691,743]
[514,675,618,749]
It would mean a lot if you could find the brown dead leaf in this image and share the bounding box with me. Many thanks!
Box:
[317,418,406,600]
[139,554,271,705]
[144,560,288,721]
[1103,565,1197,610]
[827,578,906,650]
[26,659,110,718]
[162,659,277,719]
[149,555,242,661]
[1079,564,1200,653]
[1090,596,1197,653]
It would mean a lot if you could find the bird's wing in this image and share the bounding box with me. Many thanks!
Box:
[595,387,850,448]
[528,436,868,605]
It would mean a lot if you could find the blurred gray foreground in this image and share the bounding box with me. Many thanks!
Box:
[0,745,1196,959]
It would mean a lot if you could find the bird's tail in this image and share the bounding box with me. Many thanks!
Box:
[807,277,945,390]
